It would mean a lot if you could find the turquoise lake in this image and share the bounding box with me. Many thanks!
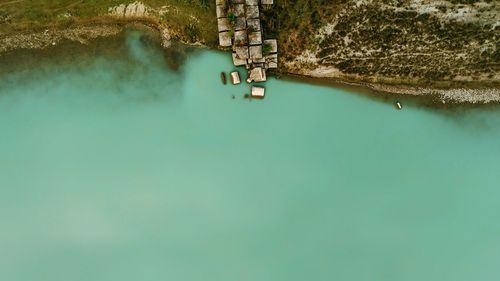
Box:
[0,31,499,281]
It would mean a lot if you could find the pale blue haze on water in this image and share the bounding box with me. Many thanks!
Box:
[0,31,499,281]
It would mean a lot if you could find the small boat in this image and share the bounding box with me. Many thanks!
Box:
[220,72,227,85]
[395,101,402,110]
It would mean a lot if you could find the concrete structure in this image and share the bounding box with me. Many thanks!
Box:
[246,5,259,19]
[233,4,245,17]
[252,57,266,64]
[231,72,241,85]
[261,0,274,4]
[247,67,266,83]
[263,39,278,68]
[249,45,263,59]
[263,39,278,53]
[216,5,226,18]
[219,32,232,47]
[216,0,230,47]
[232,53,247,66]
[249,32,262,45]
[266,53,278,68]
[234,30,247,46]
[235,17,246,31]
[235,46,249,59]
[251,86,265,98]
[217,18,231,32]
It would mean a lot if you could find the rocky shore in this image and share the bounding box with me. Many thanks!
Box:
[284,64,500,104]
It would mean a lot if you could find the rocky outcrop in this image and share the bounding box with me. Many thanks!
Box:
[108,2,150,18]
[108,2,175,48]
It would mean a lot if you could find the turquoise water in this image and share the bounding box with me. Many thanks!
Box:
[1,31,500,281]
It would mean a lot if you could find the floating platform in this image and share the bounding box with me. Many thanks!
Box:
[251,86,265,99]
[231,71,241,85]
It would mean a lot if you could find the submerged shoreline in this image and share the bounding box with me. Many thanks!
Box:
[1,20,498,105]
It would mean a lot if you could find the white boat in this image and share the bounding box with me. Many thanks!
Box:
[395,101,402,110]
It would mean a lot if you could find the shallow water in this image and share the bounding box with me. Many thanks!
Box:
[1,31,500,281]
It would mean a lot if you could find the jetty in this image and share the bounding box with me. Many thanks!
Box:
[216,0,278,97]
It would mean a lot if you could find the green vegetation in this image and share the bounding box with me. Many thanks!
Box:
[0,0,120,30]
[261,0,341,59]
[261,0,498,86]
[228,12,236,23]
[262,42,272,56]
[1,0,497,87]
[0,0,218,45]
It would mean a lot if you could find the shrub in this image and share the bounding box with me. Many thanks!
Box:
[228,12,236,23]
[263,42,272,56]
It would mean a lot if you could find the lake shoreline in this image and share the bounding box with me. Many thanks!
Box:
[1,20,498,106]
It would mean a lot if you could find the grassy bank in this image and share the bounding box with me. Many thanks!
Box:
[0,0,218,45]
